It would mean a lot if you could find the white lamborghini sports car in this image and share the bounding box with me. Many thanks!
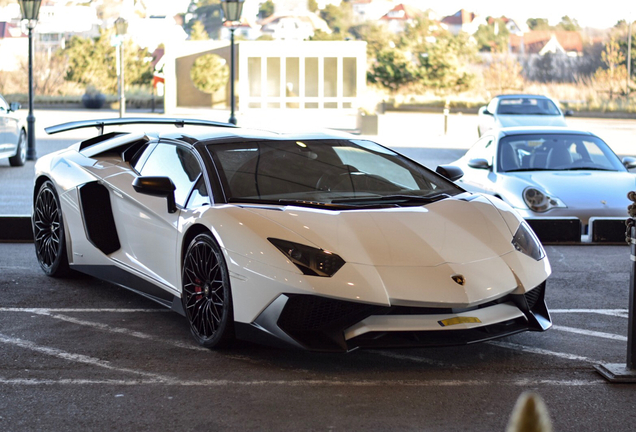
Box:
[33,118,552,352]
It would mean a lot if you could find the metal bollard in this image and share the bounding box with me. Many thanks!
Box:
[443,108,449,135]
[595,190,636,382]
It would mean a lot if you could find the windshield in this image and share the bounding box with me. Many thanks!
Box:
[496,97,561,116]
[207,139,463,207]
[497,134,626,172]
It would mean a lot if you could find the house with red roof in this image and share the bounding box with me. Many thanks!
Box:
[379,3,439,34]
[509,31,583,57]
[441,9,485,35]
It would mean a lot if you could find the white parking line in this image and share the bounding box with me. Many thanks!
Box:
[550,309,629,318]
[2,308,261,365]
[0,332,606,388]
[0,308,167,313]
[487,341,598,363]
[0,377,605,387]
[0,333,171,382]
[552,325,627,342]
[29,310,208,352]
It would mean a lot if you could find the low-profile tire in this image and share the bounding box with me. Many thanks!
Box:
[8,130,27,167]
[33,180,70,277]
[181,233,235,349]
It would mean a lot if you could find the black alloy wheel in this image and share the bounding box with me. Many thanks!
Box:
[33,180,69,276]
[9,130,27,167]
[182,233,234,348]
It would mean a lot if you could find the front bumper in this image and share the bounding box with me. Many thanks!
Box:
[525,217,626,244]
[235,281,551,352]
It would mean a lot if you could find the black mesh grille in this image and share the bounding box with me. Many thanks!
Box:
[278,295,377,332]
[524,283,544,309]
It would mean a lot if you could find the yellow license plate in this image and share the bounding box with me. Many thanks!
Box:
[438,316,482,327]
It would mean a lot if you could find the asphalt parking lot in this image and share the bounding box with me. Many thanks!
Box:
[1,242,635,431]
[1,109,636,430]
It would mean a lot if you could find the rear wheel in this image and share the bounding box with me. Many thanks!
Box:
[33,180,69,276]
[8,130,27,167]
[182,233,234,348]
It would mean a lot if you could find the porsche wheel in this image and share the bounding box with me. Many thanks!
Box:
[182,233,234,348]
[8,130,27,167]
[33,180,69,277]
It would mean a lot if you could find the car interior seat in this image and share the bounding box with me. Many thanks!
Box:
[546,145,573,169]
[499,143,519,171]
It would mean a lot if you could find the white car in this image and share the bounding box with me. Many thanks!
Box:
[33,118,551,351]
[478,94,571,137]
[0,94,27,166]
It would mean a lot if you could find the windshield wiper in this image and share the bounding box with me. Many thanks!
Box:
[505,167,615,173]
[560,167,614,171]
[503,168,554,173]
[331,193,450,205]
[227,197,398,210]
[279,199,399,210]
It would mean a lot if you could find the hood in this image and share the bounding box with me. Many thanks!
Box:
[510,170,636,211]
[497,115,567,128]
[244,196,516,267]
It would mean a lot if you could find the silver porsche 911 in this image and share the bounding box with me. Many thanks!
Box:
[450,126,635,242]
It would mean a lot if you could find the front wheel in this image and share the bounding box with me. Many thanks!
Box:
[181,233,234,349]
[8,130,27,167]
[33,180,70,277]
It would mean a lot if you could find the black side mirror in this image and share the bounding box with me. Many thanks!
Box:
[564,110,574,117]
[8,102,21,112]
[132,176,177,213]
[467,158,491,170]
[436,165,464,181]
[479,106,493,116]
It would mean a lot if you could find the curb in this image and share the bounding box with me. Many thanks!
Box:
[0,216,33,242]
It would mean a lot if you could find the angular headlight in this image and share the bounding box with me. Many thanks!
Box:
[523,187,566,213]
[512,222,545,261]
[268,238,345,277]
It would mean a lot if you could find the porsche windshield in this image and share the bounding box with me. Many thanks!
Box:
[497,98,561,116]
[208,139,463,206]
[497,134,626,172]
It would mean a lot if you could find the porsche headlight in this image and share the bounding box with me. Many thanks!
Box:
[523,187,566,213]
[512,222,545,261]
[268,238,345,277]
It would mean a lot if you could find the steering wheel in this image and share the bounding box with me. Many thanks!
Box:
[316,165,359,191]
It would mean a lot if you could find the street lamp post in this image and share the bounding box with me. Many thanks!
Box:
[115,17,128,118]
[628,18,633,97]
[18,0,42,161]
[221,0,244,125]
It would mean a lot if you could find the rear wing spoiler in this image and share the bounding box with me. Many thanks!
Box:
[45,117,237,136]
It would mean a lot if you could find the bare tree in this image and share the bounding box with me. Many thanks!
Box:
[483,54,524,94]
[593,36,627,99]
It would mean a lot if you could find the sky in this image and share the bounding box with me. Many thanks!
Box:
[404,0,636,29]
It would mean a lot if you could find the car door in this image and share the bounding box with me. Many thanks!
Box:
[107,140,204,292]
[4,100,21,151]
[0,96,9,155]
[478,98,498,135]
